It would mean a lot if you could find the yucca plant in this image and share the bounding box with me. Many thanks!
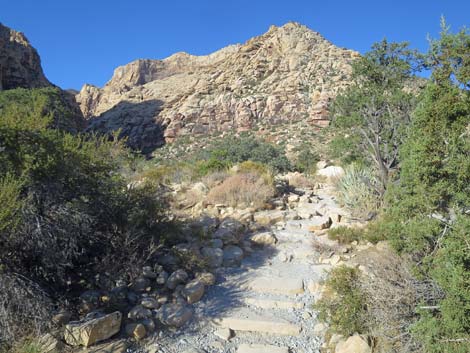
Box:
[336,163,381,219]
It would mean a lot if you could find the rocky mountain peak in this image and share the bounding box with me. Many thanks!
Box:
[0,23,51,90]
[77,23,360,153]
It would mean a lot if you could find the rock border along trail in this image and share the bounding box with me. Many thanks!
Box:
[146,182,354,353]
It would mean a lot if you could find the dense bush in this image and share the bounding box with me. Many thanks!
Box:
[324,23,470,353]
[376,23,470,352]
[315,266,366,336]
[0,87,84,133]
[291,143,320,174]
[327,226,364,244]
[193,135,292,174]
[0,89,169,347]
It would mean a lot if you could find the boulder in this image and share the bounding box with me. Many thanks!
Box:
[141,318,156,333]
[85,340,128,353]
[214,328,233,341]
[156,270,169,285]
[253,210,285,225]
[201,247,224,268]
[335,335,372,353]
[79,290,101,314]
[317,166,345,179]
[206,238,224,249]
[287,194,300,203]
[141,297,159,309]
[52,310,72,326]
[213,219,245,245]
[131,277,151,292]
[142,266,157,279]
[158,303,193,328]
[316,160,330,170]
[182,279,205,304]
[167,269,189,290]
[307,216,332,231]
[64,311,122,347]
[249,232,278,246]
[128,305,152,320]
[223,245,244,267]
[313,322,328,335]
[37,333,63,353]
[125,323,146,340]
[196,272,216,286]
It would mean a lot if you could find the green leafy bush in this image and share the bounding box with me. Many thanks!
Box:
[327,226,364,244]
[0,88,170,348]
[193,135,291,174]
[0,175,24,234]
[378,22,470,352]
[292,144,320,174]
[0,87,84,133]
[315,266,366,336]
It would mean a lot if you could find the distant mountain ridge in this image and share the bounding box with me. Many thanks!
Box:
[76,22,359,153]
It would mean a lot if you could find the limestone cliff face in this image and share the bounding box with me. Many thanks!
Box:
[0,23,51,90]
[77,22,359,152]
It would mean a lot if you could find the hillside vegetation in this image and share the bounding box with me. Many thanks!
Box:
[318,21,470,353]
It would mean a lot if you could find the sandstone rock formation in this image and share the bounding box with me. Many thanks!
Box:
[0,23,51,90]
[0,23,86,132]
[77,22,359,153]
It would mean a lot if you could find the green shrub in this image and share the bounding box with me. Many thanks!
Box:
[336,164,381,219]
[328,132,365,166]
[0,87,84,133]
[237,160,270,175]
[378,23,470,353]
[315,266,366,336]
[411,216,470,353]
[292,144,320,174]
[194,157,231,176]
[0,175,24,234]
[0,88,171,349]
[327,226,364,244]
[193,135,291,174]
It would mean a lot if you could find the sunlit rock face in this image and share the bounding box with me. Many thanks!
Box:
[76,22,359,152]
[0,23,51,90]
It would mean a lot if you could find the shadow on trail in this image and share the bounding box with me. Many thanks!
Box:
[164,217,281,338]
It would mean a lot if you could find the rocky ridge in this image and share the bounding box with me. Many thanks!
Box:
[0,23,51,90]
[77,22,359,153]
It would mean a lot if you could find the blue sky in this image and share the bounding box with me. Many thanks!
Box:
[2,0,469,89]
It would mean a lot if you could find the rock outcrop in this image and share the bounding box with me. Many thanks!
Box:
[77,22,359,152]
[0,23,51,90]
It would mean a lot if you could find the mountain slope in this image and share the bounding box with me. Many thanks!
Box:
[77,22,359,152]
[0,23,51,90]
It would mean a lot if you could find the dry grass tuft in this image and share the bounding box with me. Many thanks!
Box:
[206,172,275,209]
[287,172,315,189]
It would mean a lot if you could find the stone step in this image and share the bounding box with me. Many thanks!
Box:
[250,277,304,295]
[237,343,289,353]
[245,297,304,309]
[213,309,301,336]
